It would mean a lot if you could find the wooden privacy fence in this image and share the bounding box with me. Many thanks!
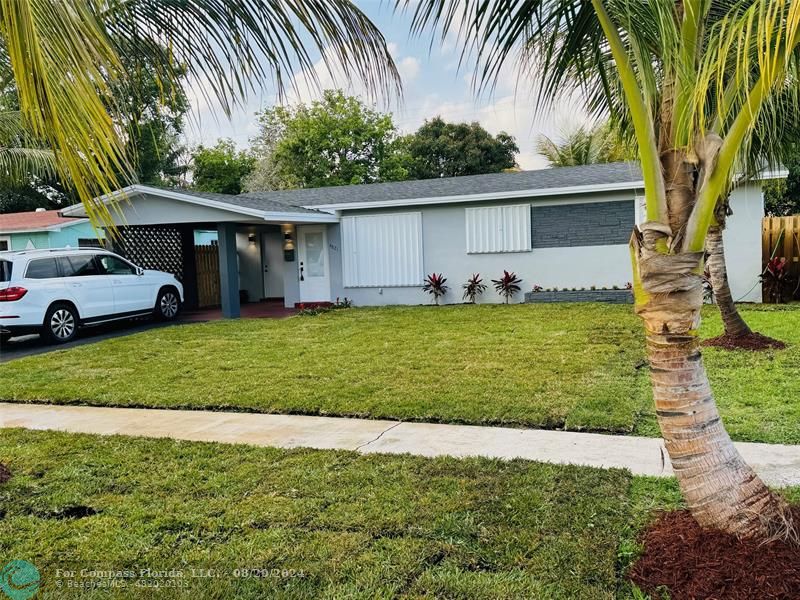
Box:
[762,215,800,302]
[195,244,221,308]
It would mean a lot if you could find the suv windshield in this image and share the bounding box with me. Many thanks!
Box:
[0,260,10,282]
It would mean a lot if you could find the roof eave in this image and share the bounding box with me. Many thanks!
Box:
[305,180,647,211]
[65,185,336,223]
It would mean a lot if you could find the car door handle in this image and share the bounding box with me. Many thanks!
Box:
[70,282,82,287]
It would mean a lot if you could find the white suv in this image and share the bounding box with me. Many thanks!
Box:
[0,248,183,344]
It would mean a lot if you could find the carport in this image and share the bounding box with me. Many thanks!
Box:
[62,186,339,318]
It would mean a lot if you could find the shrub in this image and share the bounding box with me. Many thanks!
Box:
[422,273,449,305]
[462,273,487,303]
[492,271,522,304]
[531,284,543,292]
[761,257,794,303]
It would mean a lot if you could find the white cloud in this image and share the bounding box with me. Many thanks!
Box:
[397,57,420,82]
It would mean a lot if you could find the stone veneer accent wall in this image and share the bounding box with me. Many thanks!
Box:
[531,200,635,248]
[524,289,633,304]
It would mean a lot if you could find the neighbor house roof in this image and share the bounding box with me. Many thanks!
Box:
[0,210,86,234]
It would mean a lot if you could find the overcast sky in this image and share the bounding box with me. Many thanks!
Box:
[182,1,594,170]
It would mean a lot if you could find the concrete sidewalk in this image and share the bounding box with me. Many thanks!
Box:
[2,402,799,486]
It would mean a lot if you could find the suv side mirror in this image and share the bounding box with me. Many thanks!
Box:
[135,266,144,276]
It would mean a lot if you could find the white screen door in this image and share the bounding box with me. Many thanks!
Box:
[298,226,331,302]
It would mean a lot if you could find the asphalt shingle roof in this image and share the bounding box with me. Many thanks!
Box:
[163,188,323,215]
[0,210,85,232]
[237,162,643,209]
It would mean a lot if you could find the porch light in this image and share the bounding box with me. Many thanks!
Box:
[248,233,257,246]
[282,224,296,261]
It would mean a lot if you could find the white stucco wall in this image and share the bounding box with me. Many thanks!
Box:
[724,183,764,303]
[329,193,637,306]
[106,193,264,226]
[327,185,765,306]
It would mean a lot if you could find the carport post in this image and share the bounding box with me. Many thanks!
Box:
[217,223,240,318]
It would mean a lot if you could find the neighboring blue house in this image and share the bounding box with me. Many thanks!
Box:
[0,209,103,251]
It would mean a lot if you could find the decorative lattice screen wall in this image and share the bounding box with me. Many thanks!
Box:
[111,226,184,281]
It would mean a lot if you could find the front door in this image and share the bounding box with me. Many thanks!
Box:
[262,230,285,299]
[297,226,330,303]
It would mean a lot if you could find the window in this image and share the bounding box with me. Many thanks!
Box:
[0,236,9,251]
[465,204,531,253]
[342,212,423,287]
[78,238,103,249]
[60,254,101,277]
[0,260,11,282]
[25,258,60,279]
[97,254,136,275]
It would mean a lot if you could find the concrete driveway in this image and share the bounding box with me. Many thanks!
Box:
[0,318,189,363]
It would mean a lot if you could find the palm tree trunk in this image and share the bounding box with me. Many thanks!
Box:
[632,238,787,538]
[706,226,752,337]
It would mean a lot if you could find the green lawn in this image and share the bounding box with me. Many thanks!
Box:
[0,428,687,599]
[0,303,798,443]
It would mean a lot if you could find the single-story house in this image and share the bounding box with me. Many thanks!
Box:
[0,209,103,251]
[62,162,767,317]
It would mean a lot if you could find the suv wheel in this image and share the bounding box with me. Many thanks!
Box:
[155,288,180,321]
[43,303,78,344]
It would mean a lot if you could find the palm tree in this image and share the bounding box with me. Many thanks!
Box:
[0,111,56,190]
[0,0,398,225]
[536,122,635,167]
[406,0,800,539]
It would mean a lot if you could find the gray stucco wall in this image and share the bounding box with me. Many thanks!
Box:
[329,192,638,306]
[531,200,634,248]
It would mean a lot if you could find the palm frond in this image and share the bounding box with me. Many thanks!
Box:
[0,0,399,227]
[0,146,57,184]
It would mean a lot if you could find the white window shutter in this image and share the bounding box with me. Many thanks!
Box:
[341,212,423,287]
[465,204,531,253]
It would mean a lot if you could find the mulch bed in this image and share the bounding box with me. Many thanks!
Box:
[702,331,787,351]
[629,509,800,599]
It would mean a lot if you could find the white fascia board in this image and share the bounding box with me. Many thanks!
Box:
[261,212,339,223]
[305,180,646,211]
[67,185,338,223]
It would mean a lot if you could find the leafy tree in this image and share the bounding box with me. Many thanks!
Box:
[112,53,190,187]
[405,117,518,178]
[763,148,800,216]
[536,122,635,167]
[245,90,408,191]
[191,140,255,195]
[410,0,800,539]
[0,1,398,224]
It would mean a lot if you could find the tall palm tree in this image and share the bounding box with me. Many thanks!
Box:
[406,0,800,539]
[0,0,398,224]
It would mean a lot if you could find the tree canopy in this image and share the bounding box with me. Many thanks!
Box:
[245,90,408,191]
[191,139,255,195]
[404,117,518,179]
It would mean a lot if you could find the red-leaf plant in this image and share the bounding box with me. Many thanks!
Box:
[422,273,449,305]
[492,270,522,304]
[761,257,793,303]
[462,273,487,303]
